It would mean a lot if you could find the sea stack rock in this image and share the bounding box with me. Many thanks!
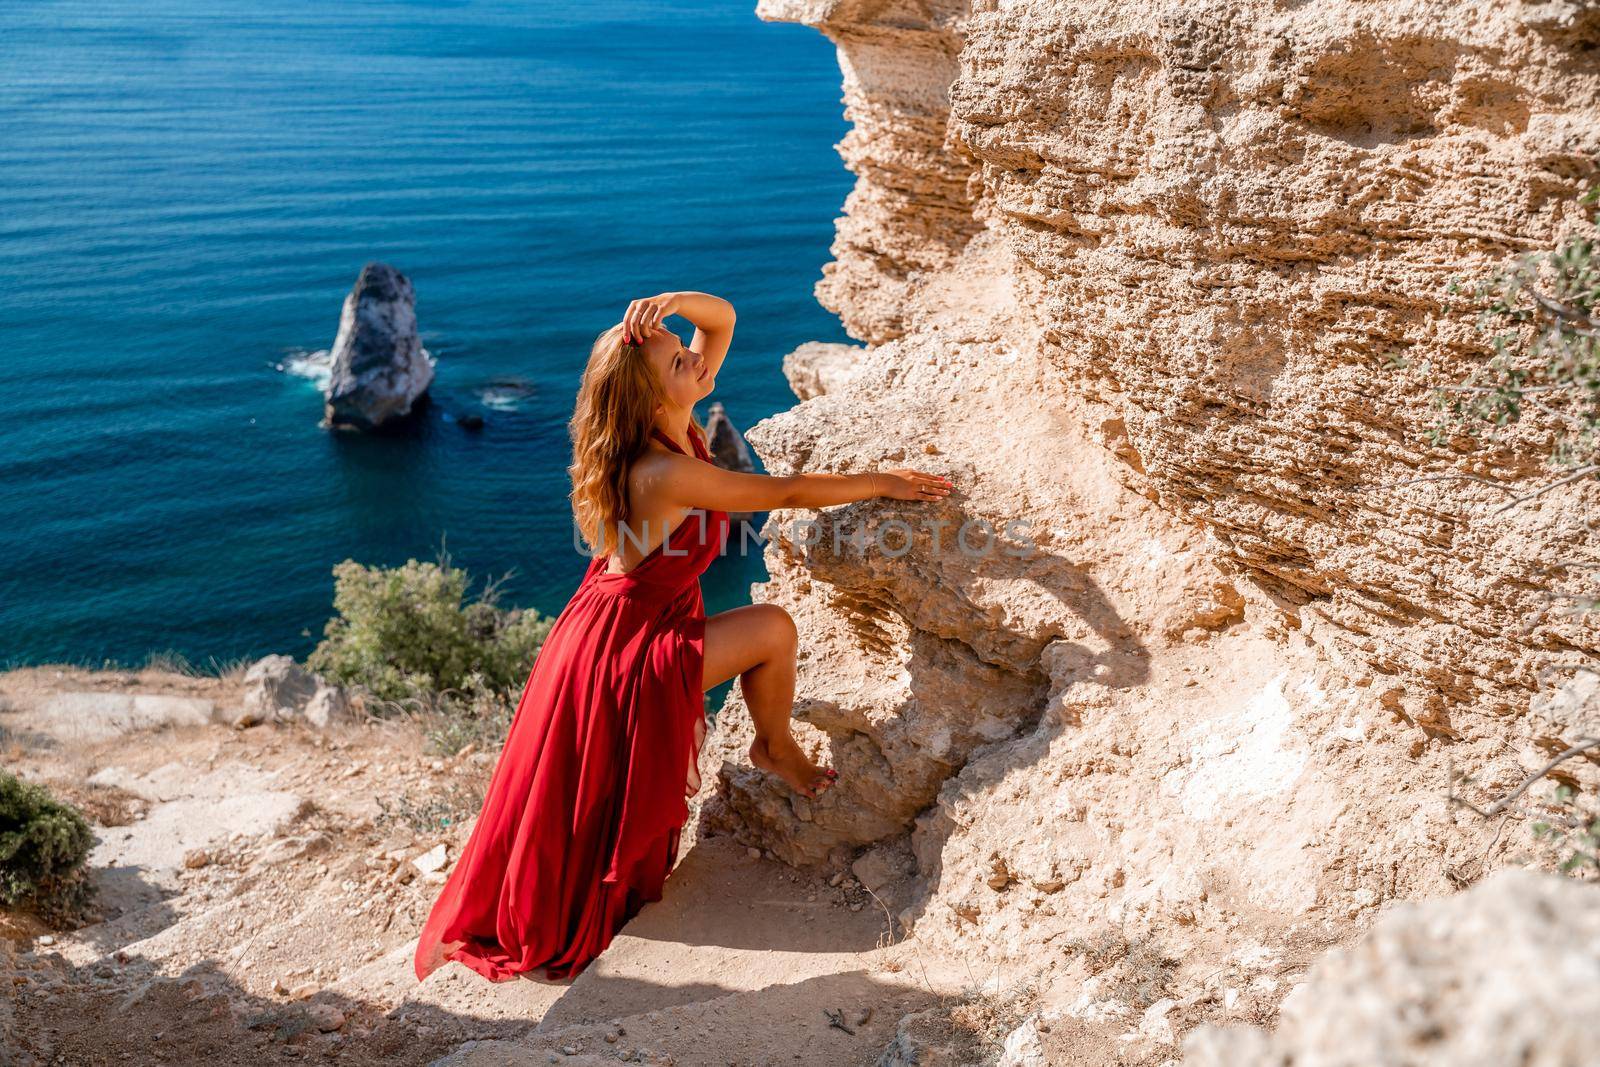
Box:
[706,402,756,475]
[706,402,758,525]
[323,262,434,432]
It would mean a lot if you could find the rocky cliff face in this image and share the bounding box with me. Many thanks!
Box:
[697,0,1600,1052]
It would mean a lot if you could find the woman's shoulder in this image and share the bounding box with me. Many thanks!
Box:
[627,442,686,493]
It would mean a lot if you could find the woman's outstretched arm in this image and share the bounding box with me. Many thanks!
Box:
[623,291,735,379]
[642,453,953,514]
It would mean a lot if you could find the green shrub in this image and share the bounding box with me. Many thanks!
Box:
[306,548,554,706]
[1532,783,1600,875]
[1432,183,1599,477]
[0,771,96,925]
[1431,185,1600,873]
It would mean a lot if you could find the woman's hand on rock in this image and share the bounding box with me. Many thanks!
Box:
[875,468,953,501]
[622,293,682,344]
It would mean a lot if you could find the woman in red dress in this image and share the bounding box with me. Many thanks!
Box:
[413,291,954,984]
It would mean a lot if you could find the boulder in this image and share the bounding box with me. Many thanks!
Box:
[234,655,350,729]
[323,262,434,431]
[302,684,350,729]
[1183,869,1600,1067]
[780,341,865,401]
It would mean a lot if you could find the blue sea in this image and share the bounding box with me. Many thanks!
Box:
[0,0,853,672]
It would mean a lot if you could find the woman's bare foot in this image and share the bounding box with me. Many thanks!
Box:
[749,735,837,799]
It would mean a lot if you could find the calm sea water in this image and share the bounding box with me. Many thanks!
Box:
[0,0,852,671]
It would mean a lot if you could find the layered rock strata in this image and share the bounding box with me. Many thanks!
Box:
[696,0,1600,1050]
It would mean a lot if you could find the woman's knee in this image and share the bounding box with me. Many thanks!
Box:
[751,603,798,652]
[702,603,797,690]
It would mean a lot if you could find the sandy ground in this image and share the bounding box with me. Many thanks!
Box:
[0,666,1008,1067]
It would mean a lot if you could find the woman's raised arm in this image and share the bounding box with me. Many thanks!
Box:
[623,291,735,379]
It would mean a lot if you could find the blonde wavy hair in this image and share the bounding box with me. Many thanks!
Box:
[568,322,707,557]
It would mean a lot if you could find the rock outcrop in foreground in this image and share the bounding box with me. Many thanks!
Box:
[1184,868,1600,1067]
[692,0,1600,1058]
[323,262,435,432]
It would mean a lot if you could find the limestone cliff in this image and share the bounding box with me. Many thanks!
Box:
[696,0,1600,1054]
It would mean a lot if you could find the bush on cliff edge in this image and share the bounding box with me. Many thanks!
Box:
[306,547,554,706]
[0,770,96,926]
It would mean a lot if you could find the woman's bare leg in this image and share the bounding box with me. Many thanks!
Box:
[702,603,836,798]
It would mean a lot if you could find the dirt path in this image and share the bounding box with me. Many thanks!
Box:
[1,667,973,1066]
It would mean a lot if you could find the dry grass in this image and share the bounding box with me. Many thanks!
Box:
[1061,928,1179,1013]
[374,778,488,837]
[36,779,143,828]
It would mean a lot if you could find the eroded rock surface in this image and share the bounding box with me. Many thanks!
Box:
[699,0,1600,1058]
[1184,869,1600,1067]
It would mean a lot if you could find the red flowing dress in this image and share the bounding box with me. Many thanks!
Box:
[413,424,730,983]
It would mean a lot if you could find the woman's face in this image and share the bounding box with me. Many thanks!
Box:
[642,328,712,409]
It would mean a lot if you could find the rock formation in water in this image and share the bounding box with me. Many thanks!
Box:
[691,0,1600,1054]
[706,401,756,476]
[706,401,760,524]
[323,262,435,432]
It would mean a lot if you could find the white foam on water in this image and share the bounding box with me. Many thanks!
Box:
[478,389,522,412]
[275,348,334,393]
